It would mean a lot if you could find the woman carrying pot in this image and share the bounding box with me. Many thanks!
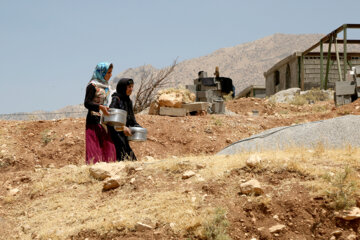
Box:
[84,62,116,164]
[109,78,141,161]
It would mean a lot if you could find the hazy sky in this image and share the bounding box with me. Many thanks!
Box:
[1,0,360,114]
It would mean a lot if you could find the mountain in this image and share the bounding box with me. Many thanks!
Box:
[1,33,327,119]
[112,33,325,92]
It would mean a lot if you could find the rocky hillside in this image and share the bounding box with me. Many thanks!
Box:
[113,33,325,92]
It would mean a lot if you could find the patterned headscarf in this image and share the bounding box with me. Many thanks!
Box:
[89,62,112,106]
[91,62,112,84]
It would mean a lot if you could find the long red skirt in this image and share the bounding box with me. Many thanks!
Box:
[86,124,116,164]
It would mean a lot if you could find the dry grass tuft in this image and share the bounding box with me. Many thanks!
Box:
[290,88,331,106]
[202,208,231,240]
[322,166,359,210]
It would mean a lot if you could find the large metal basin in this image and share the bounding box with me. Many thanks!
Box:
[128,127,147,142]
[103,108,127,126]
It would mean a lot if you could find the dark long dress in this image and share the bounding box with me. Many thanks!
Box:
[84,84,116,164]
[109,92,141,161]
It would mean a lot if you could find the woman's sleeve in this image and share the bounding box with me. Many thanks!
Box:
[109,96,118,109]
[84,84,99,111]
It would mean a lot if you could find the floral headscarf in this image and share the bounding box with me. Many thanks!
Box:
[89,62,112,106]
[91,62,112,84]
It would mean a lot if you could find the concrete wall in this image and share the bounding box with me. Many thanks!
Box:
[303,56,360,90]
[266,55,360,96]
[265,57,298,96]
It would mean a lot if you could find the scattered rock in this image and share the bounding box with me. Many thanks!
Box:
[28,133,34,137]
[9,188,19,196]
[347,234,357,240]
[182,170,196,179]
[89,166,111,181]
[135,167,144,172]
[21,224,31,234]
[246,154,262,167]
[337,207,360,220]
[239,179,264,195]
[196,164,206,169]
[130,178,136,184]
[331,229,342,238]
[135,222,153,231]
[269,224,286,233]
[103,176,121,191]
[144,156,154,161]
[269,88,301,103]
[47,163,55,168]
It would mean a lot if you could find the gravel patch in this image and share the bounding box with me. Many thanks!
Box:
[218,115,360,155]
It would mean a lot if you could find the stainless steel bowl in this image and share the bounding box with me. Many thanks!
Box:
[103,108,127,126]
[128,127,147,142]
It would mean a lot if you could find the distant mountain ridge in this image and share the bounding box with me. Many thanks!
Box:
[2,33,328,119]
[113,33,325,92]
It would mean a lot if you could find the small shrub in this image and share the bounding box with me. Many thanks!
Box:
[203,208,231,240]
[211,117,223,126]
[41,129,54,145]
[324,166,358,210]
[290,88,330,106]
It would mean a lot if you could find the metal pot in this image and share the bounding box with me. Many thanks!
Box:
[128,127,147,142]
[103,108,127,126]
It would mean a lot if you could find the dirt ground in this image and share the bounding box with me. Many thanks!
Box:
[1,97,359,172]
[2,98,360,239]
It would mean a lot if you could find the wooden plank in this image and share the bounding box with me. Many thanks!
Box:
[159,107,187,117]
[335,81,355,95]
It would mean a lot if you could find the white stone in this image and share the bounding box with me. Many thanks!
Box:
[246,154,262,167]
[9,188,19,196]
[130,178,136,184]
[269,224,286,233]
[144,156,154,161]
[347,234,357,240]
[240,179,264,195]
[135,222,153,231]
[269,88,301,103]
[182,170,196,179]
[338,207,360,220]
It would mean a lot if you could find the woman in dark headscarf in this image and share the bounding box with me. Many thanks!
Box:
[109,78,141,161]
[84,62,116,164]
